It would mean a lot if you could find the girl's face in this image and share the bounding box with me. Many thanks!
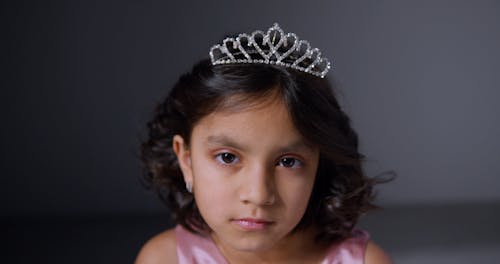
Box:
[174,95,319,254]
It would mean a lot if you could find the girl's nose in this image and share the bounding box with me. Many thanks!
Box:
[239,165,276,206]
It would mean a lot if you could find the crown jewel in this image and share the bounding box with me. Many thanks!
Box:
[209,23,331,78]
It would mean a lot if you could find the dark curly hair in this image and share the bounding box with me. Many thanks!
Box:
[140,58,382,243]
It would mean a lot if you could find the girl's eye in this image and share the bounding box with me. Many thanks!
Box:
[277,157,302,168]
[215,152,239,165]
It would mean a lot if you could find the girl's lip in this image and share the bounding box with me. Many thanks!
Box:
[231,218,274,231]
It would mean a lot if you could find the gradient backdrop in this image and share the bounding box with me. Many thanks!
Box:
[2,0,500,263]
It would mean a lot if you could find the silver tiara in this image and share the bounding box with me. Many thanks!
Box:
[209,23,331,78]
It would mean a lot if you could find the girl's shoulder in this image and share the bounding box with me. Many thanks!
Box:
[135,228,178,264]
[322,230,392,264]
[365,240,393,264]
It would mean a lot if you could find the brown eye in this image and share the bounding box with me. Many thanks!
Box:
[216,152,239,164]
[278,157,302,168]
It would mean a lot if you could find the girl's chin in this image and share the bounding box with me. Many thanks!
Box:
[226,239,277,253]
[214,232,282,253]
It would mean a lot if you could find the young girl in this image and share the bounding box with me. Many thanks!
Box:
[136,23,392,264]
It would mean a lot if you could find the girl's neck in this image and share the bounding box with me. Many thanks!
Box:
[211,227,331,264]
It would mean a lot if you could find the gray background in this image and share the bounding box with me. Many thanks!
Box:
[2,0,500,263]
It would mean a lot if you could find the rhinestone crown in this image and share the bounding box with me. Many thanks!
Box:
[209,23,331,78]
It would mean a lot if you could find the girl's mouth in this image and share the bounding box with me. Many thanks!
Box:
[231,218,274,231]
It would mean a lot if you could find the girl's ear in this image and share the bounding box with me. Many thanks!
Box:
[172,135,193,184]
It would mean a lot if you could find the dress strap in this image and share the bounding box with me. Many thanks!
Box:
[175,225,228,264]
[320,229,370,264]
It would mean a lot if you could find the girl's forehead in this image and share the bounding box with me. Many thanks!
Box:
[190,97,311,148]
[212,87,284,114]
[200,96,290,128]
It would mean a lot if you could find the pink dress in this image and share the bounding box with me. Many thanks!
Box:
[175,225,369,264]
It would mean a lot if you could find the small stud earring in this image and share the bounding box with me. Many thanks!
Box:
[333,197,342,208]
[185,182,193,193]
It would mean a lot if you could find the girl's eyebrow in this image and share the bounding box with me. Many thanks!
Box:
[205,135,316,154]
[277,141,317,154]
[206,135,248,151]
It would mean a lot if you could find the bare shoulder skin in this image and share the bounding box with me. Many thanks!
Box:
[135,229,177,264]
[365,240,393,264]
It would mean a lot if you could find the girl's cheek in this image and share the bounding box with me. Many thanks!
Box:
[275,165,311,180]
[194,155,236,184]
[275,166,316,191]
